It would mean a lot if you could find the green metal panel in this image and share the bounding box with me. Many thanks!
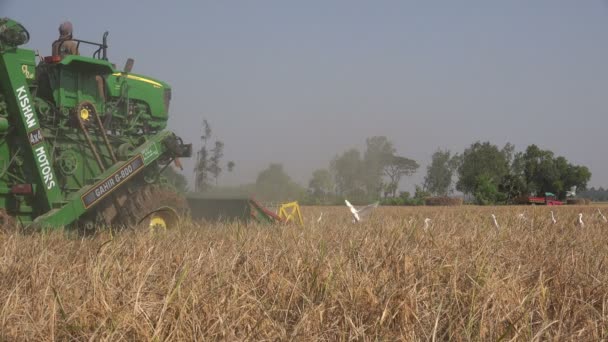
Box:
[33,132,175,228]
[0,49,63,212]
[58,55,114,74]
[105,72,170,127]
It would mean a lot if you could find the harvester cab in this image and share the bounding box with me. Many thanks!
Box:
[0,18,192,230]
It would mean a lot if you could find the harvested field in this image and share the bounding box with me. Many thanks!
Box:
[1,205,608,340]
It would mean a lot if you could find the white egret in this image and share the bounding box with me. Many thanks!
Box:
[317,212,324,223]
[597,209,607,223]
[491,214,500,230]
[550,211,557,225]
[345,199,378,223]
[566,186,577,197]
[578,213,585,228]
[423,218,431,231]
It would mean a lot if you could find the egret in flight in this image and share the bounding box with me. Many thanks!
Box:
[345,199,378,223]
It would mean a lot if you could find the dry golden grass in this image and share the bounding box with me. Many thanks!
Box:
[2,205,608,340]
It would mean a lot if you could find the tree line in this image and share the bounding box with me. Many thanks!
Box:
[163,128,594,205]
[306,138,591,205]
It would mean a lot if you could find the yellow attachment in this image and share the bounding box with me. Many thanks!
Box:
[80,107,90,121]
[278,201,304,226]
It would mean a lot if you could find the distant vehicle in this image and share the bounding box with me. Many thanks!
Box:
[527,192,564,206]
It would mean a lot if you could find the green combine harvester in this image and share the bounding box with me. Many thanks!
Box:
[0,18,286,231]
[0,17,197,230]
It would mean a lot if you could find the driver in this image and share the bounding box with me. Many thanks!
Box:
[52,21,79,57]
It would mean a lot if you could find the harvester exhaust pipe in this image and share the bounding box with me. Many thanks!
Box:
[123,58,134,73]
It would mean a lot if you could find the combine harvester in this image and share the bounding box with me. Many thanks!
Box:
[0,18,298,231]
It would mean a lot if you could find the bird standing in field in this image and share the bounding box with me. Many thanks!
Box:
[491,214,500,230]
[423,218,431,231]
[317,212,324,223]
[550,211,557,225]
[345,199,378,223]
[597,209,607,223]
[578,213,585,228]
[517,212,527,221]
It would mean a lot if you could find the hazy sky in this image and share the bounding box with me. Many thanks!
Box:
[4,1,608,191]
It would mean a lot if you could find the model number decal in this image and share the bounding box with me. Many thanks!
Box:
[81,155,145,209]
[28,128,43,145]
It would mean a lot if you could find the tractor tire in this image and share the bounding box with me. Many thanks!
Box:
[119,184,190,231]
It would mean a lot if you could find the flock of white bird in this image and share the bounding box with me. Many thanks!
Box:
[315,199,608,231]
[489,209,608,230]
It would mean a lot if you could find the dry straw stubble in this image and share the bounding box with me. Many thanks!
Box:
[1,205,608,340]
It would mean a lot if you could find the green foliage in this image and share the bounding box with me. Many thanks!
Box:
[424,149,460,196]
[330,148,366,201]
[330,136,418,202]
[497,173,526,203]
[473,174,505,205]
[414,185,431,202]
[516,144,592,199]
[380,191,424,206]
[455,141,592,204]
[456,141,511,197]
[384,155,419,198]
[255,163,306,202]
[308,169,335,204]
[363,136,396,197]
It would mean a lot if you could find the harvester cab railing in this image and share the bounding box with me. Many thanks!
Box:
[54,31,109,60]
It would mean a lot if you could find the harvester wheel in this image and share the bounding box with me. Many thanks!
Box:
[138,206,180,232]
[121,184,189,232]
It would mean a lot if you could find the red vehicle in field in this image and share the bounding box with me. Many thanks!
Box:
[527,192,564,205]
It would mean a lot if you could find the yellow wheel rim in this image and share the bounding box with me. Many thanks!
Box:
[80,108,90,121]
[149,214,167,231]
[142,207,180,233]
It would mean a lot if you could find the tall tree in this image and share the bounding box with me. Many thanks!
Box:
[194,120,228,191]
[384,155,419,197]
[516,144,591,198]
[256,163,305,201]
[330,148,366,200]
[456,141,510,198]
[308,169,334,203]
[194,120,212,192]
[363,136,396,197]
[209,141,224,185]
[423,149,460,196]
[194,147,209,192]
